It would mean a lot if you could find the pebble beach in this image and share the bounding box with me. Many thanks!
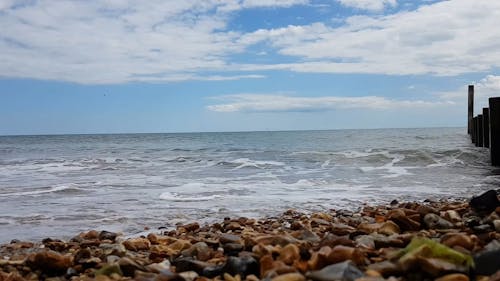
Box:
[1,191,499,281]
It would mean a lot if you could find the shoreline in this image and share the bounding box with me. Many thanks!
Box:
[1,192,499,280]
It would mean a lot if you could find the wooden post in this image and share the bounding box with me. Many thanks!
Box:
[477,114,483,147]
[483,107,490,148]
[489,97,500,165]
[468,85,474,135]
[472,116,477,144]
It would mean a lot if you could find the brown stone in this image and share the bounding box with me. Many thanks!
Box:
[327,245,365,265]
[278,244,300,265]
[388,209,420,231]
[367,261,401,277]
[26,250,72,275]
[123,238,151,251]
[330,223,356,235]
[378,221,400,235]
[441,233,474,250]
[435,273,469,281]
[219,233,242,244]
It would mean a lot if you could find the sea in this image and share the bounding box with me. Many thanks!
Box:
[0,127,497,243]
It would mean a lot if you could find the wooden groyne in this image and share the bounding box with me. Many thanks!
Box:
[468,85,500,165]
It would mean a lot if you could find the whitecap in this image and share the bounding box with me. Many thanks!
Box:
[0,184,81,197]
[159,192,221,202]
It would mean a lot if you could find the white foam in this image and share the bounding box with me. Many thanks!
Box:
[230,158,285,170]
[159,192,222,202]
[0,184,80,197]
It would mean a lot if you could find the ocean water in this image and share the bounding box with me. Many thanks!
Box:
[0,128,496,243]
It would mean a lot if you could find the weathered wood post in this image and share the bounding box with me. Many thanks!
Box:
[489,97,500,165]
[472,116,477,144]
[483,107,490,148]
[468,85,474,135]
[477,114,483,147]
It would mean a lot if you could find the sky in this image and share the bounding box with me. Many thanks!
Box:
[1,0,500,135]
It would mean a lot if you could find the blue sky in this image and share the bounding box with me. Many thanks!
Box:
[1,0,500,135]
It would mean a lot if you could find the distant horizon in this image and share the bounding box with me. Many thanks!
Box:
[0,125,466,137]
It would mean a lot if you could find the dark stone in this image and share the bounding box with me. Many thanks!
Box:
[306,260,364,281]
[202,264,225,278]
[118,257,147,276]
[223,243,244,256]
[390,200,399,205]
[99,230,118,241]
[172,257,210,274]
[222,256,259,278]
[74,248,91,264]
[474,248,500,275]
[470,190,499,213]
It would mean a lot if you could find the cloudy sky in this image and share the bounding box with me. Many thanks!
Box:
[1,0,500,134]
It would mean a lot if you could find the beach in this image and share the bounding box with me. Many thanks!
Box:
[1,192,499,280]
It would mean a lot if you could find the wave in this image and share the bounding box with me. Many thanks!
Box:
[159,191,222,202]
[0,184,82,197]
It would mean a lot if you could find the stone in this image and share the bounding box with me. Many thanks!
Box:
[219,233,242,244]
[328,245,365,265]
[388,209,420,231]
[182,242,211,261]
[95,264,123,277]
[202,264,225,278]
[330,223,356,236]
[319,233,354,248]
[223,256,259,278]
[26,250,72,275]
[99,231,118,242]
[278,244,300,265]
[494,219,500,232]
[306,260,364,281]
[123,238,151,251]
[100,243,127,257]
[172,257,210,274]
[179,271,199,281]
[378,221,400,235]
[118,257,147,276]
[443,210,462,223]
[474,247,500,275]
[179,222,200,232]
[271,272,305,281]
[435,273,469,281]
[470,190,499,213]
[366,261,400,277]
[440,233,474,250]
[223,243,244,256]
[423,213,454,229]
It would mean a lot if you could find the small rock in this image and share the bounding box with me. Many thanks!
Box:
[367,261,400,277]
[444,210,462,223]
[278,244,300,265]
[494,220,500,232]
[328,245,365,265]
[118,257,147,276]
[306,260,364,281]
[224,243,244,256]
[470,190,499,213]
[219,233,242,244]
[423,213,454,229]
[179,222,200,232]
[390,200,399,205]
[435,273,469,281]
[440,233,474,250]
[172,257,210,275]
[388,209,420,231]
[99,231,118,241]
[271,272,305,281]
[178,271,199,281]
[26,250,72,275]
[123,238,151,251]
[378,221,400,235]
[474,247,500,275]
[223,256,259,278]
[182,242,211,261]
[95,263,123,277]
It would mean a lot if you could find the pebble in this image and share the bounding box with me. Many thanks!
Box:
[1,194,499,281]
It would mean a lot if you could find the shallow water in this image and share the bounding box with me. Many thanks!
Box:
[0,128,495,242]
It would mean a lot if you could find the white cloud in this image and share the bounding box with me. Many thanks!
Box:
[239,0,500,76]
[1,0,500,84]
[207,93,451,112]
[337,0,397,11]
